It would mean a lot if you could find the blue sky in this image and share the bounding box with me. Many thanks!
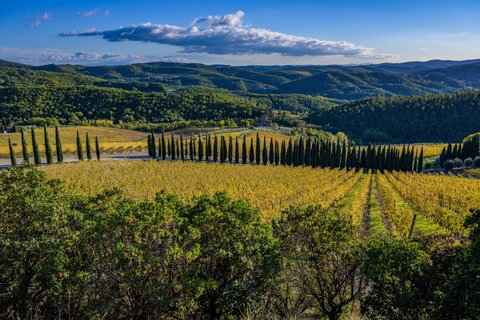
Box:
[1,0,480,65]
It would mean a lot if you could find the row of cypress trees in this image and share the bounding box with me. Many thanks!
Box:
[439,137,480,167]
[8,127,101,166]
[147,132,425,173]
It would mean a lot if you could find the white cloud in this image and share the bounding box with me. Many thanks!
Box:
[60,11,392,58]
[76,9,100,17]
[104,9,111,17]
[30,12,52,28]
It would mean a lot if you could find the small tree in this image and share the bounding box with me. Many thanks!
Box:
[21,128,29,164]
[453,158,463,168]
[95,136,101,160]
[55,126,63,163]
[76,131,83,161]
[8,138,16,166]
[43,126,53,165]
[31,128,41,165]
[464,157,473,168]
[444,159,454,171]
[86,133,92,161]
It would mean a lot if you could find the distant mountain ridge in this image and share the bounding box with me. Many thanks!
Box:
[1,58,480,100]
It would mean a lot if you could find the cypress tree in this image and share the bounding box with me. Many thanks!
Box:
[44,126,53,165]
[413,150,418,172]
[242,135,247,164]
[176,140,180,159]
[171,135,176,161]
[167,140,171,158]
[255,133,261,165]
[340,143,346,170]
[445,143,453,161]
[275,141,280,165]
[21,128,29,164]
[8,138,16,166]
[95,136,101,160]
[269,137,274,164]
[213,135,218,162]
[198,136,204,162]
[206,134,211,160]
[228,136,233,162]
[298,137,305,166]
[281,140,286,165]
[220,136,226,163]
[249,138,255,164]
[86,133,92,161]
[147,134,152,157]
[55,126,63,163]
[286,139,293,166]
[76,131,83,161]
[360,149,367,171]
[262,136,268,165]
[193,137,197,158]
[180,135,185,161]
[293,140,299,167]
[305,138,311,166]
[31,128,41,165]
[151,132,157,159]
[158,138,162,159]
[235,136,240,163]
[161,133,167,160]
[190,135,194,161]
[417,148,424,173]
[439,147,446,168]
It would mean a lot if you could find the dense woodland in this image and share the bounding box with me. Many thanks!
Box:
[310,91,480,143]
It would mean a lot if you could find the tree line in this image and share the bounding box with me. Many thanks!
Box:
[147,132,425,173]
[1,167,479,319]
[7,126,101,166]
[439,134,480,169]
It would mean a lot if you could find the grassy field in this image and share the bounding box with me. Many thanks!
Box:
[41,159,477,236]
[0,126,149,158]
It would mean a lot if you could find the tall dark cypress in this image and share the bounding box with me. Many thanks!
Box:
[85,133,92,161]
[262,136,268,165]
[275,141,280,165]
[242,135,247,164]
[180,135,185,161]
[293,140,299,167]
[95,136,101,160]
[413,150,418,173]
[286,138,293,166]
[298,137,305,166]
[161,133,167,160]
[190,135,194,161]
[176,140,180,159]
[339,143,346,170]
[151,132,156,159]
[235,136,240,163]
[280,140,286,165]
[21,128,29,164]
[76,131,83,161]
[55,126,63,163]
[198,136,204,162]
[220,136,226,163]
[417,148,424,173]
[43,126,53,165]
[157,137,161,160]
[269,137,274,164]
[249,138,255,164]
[167,140,171,158]
[228,136,233,163]
[171,135,176,161]
[255,133,261,165]
[305,138,311,166]
[213,135,218,162]
[147,134,152,157]
[8,138,16,166]
[31,128,41,165]
[205,135,209,162]
[193,137,197,158]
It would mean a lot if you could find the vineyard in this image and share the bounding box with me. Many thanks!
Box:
[42,160,480,236]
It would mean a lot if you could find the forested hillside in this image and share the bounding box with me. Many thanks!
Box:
[310,91,480,143]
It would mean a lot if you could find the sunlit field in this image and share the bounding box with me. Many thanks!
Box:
[42,160,479,236]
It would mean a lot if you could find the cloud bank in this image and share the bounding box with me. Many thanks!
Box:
[60,11,390,58]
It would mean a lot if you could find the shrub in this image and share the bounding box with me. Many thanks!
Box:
[444,159,454,171]
[453,158,463,168]
[464,157,473,168]
[474,156,480,168]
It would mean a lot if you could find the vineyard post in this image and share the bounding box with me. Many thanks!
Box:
[408,214,417,238]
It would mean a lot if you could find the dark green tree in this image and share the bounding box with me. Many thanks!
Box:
[213,135,218,162]
[235,136,239,163]
[8,138,16,167]
[95,136,101,160]
[269,137,274,165]
[180,135,185,161]
[161,132,167,160]
[198,136,204,162]
[171,135,176,161]
[147,134,152,157]
[43,126,53,165]
[262,136,268,165]
[31,128,41,165]
[86,133,92,161]
[242,135,247,164]
[255,133,261,165]
[151,132,157,159]
[281,140,286,165]
[55,126,63,163]
[76,131,83,161]
[249,138,255,164]
[20,128,29,164]
[417,148,424,173]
